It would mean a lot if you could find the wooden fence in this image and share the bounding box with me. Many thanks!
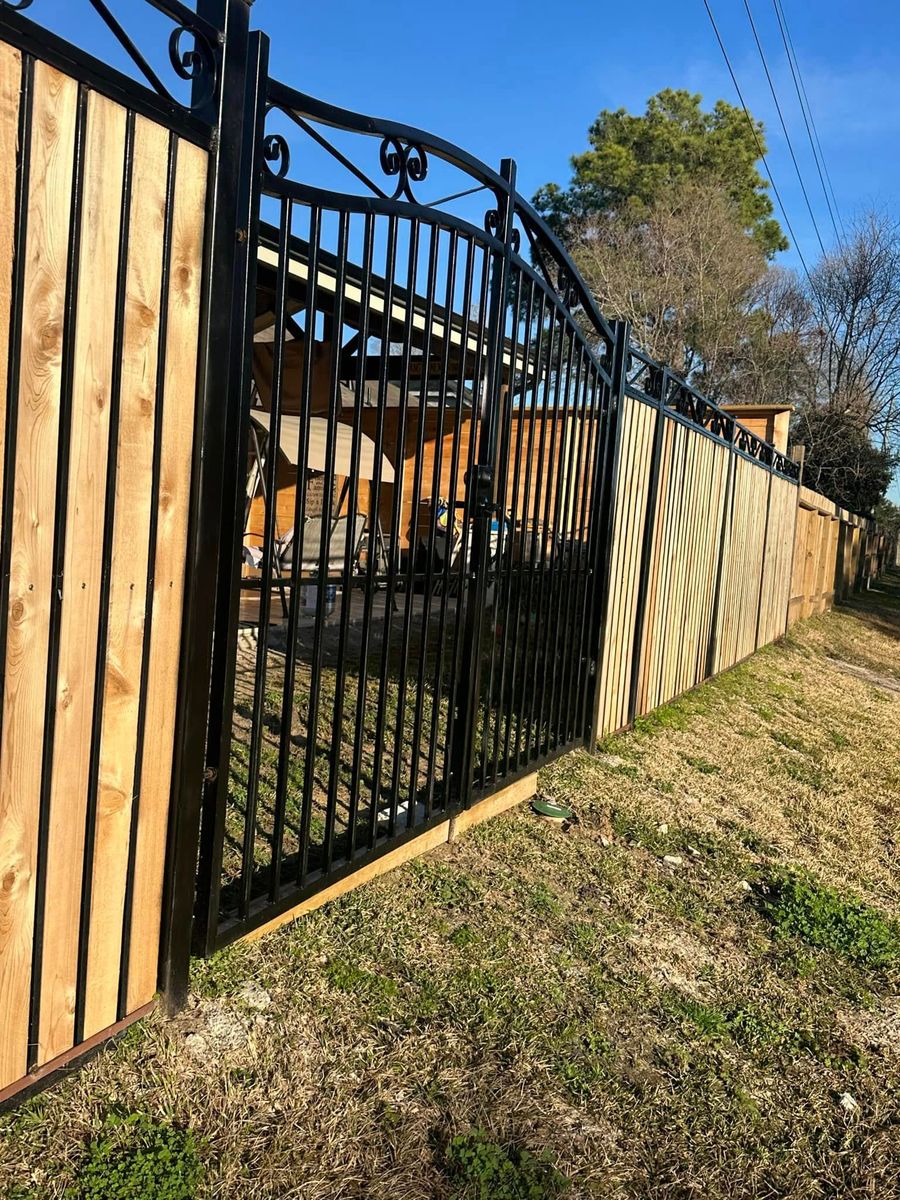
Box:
[594,389,796,738]
[592,390,884,742]
[788,485,883,620]
[0,40,207,1100]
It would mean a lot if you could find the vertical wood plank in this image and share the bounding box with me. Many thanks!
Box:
[0,44,21,522]
[126,139,207,1013]
[37,92,126,1065]
[83,115,169,1039]
[0,61,76,1090]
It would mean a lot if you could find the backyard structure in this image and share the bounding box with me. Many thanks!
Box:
[0,0,892,1109]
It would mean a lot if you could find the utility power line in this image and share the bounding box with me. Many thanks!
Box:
[771,0,847,244]
[700,0,816,285]
[742,0,829,258]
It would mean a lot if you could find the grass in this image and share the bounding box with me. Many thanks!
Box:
[2,573,900,1199]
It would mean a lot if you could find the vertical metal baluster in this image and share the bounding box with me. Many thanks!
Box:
[391,225,439,830]
[451,160,517,804]
[408,228,458,818]
[566,366,602,743]
[539,328,579,754]
[545,339,586,751]
[239,194,291,920]
[272,203,321,899]
[558,347,595,746]
[349,213,397,858]
[499,275,537,772]
[425,234,475,813]
[483,264,525,783]
[524,306,566,763]
[290,207,325,886]
[367,217,419,845]
[444,240,493,801]
[325,211,374,868]
[512,289,550,769]
[312,209,350,875]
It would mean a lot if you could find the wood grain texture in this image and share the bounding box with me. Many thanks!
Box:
[83,116,169,1040]
[38,91,126,1064]
[0,61,77,1090]
[126,138,207,1014]
[0,44,21,529]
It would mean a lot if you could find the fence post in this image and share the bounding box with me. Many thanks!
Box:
[753,468,774,649]
[626,365,666,727]
[158,0,264,1009]
[450,158,516,804]
[705,419,737,677]
[586,319,629,751]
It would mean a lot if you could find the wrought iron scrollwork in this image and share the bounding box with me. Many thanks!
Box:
[483,207,522,252]
[168,23,217,108]
[262,133,291,180]
[2,1,221,113]
[379,136,428,202]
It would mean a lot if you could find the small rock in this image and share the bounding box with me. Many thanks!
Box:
[239,980,272,1012]
[662,854,683,867]
[657,823,669,834]
[600,834,613,848]
[839,1092,859,1114]
[687,845,701,858]
[598,754,626,768]
[738,880,752,893]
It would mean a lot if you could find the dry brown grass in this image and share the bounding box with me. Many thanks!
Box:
[2,574,899,1199]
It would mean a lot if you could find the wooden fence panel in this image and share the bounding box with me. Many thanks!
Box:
[39,90,126,1065]
[0,41,208,1098]
[0,57,77,1092]
[596,402,801,740]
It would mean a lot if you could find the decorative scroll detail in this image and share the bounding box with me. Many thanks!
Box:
[3,1,221,113]
[168,24,217,108]
[379,136,428,202]
[263,133,291,180]
[624,347,799,480]
[555,266,581,312]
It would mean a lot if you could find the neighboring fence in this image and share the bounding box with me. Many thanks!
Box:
[788,485,886,620]
[593,350,799,740]
[593,365,888,741]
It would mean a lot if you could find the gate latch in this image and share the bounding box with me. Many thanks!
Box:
[466,464,495,513]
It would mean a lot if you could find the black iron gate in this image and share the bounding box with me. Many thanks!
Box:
[191,43,622,952]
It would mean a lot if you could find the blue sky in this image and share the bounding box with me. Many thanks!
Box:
[27,0,900,496]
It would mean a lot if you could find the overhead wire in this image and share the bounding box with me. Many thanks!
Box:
[741,0,829,258]
[700,0,816,286]
[771,0,847,243]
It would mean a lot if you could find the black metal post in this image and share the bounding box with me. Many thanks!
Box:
[626,365,667,728]
[159,0,263,1004]
[585,319,628,751]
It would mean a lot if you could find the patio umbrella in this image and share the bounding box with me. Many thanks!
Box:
[249,410,395,484]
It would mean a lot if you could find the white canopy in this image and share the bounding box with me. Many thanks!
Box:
[249,411,395,484]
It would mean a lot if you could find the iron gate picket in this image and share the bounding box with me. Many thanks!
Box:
[191,40,622,953]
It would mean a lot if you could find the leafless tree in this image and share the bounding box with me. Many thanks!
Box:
[805,210,900,450]
[568,181,807,400]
